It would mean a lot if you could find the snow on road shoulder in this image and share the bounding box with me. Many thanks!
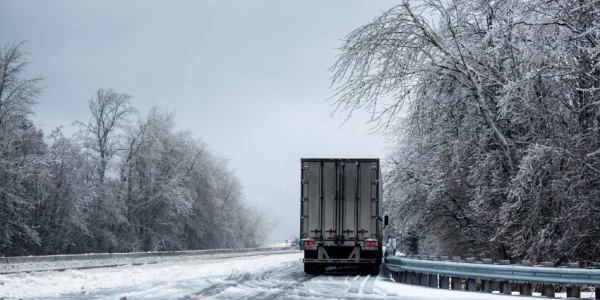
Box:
[0,252,303,299]
[374,277,532,300]
[373,276,597,299]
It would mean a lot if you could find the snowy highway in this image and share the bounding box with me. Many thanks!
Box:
[1,250,550,300]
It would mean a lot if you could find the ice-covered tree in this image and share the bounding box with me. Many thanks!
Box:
[0,41,45,255]
[0,43,273,256]
[332,0,600,262]
[74,88,137,184]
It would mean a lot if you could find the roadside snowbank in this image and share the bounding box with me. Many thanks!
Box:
[0,251,303,298]
[374,276,596,299]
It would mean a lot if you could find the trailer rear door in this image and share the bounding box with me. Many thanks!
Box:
[300,159,380,242]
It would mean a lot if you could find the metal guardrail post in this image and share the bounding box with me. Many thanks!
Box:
[467,278,476,291]
[451,276,462,290]
[450,276,462,291]
[520,283,532,296]
[543,284,555,297]
[501,281,511,295]
[440,275,449,289]
[482,279,492,293]
[421,273,429,287]
[429,273,438,288]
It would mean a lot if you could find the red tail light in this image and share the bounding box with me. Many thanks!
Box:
[309,241,313,245]
[303,241,307,245]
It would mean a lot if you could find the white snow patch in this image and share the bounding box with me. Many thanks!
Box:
[374,277,598,299]
[0,274,10,285]
[0,252,303,298]
[375,278,528,299]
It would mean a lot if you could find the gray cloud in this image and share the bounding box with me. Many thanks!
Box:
[0,0,396,244]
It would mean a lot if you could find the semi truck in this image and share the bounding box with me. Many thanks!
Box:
[299,158,383,275]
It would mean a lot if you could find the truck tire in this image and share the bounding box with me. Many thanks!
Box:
[304,263,324,274]
[360,265,371,275]
[370,264,380,276]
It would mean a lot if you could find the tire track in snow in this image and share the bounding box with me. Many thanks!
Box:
[179,259,316,300]
[349,274,365,293]
[363,275,376,294]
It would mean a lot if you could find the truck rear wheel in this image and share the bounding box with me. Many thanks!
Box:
[370,264,380,276]
[361,264,380,276]
[304,263,324,274]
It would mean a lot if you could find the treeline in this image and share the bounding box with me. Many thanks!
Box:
[0,41,271,256]
[331,0,600,263]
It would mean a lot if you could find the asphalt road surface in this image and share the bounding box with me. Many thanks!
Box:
[41,259,395,299]
[2,251,545,300]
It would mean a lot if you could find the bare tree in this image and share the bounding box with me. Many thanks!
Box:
[0,41,45,255]
[331,0,522,258]
[0,43,273,255]
[30,127,92,255]
[333,0,600,262]
[116,107,272,251]
[74,88,136,184]
[0,41,43,136]
[331,0,517,177]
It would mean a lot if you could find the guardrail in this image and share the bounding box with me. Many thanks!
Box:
[1,246,298,274]
[1,246,292,264]
[386,255,600,298]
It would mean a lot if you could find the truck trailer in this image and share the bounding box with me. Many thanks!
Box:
[299,158,383,274]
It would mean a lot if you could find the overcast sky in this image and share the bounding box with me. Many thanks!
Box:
[1,0,398,244]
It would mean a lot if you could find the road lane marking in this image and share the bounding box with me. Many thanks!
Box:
[158,284,221,300]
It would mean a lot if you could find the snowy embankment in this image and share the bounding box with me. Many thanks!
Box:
[376,277,596,299]
[0,250,301,298]
[0,247,294,274]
